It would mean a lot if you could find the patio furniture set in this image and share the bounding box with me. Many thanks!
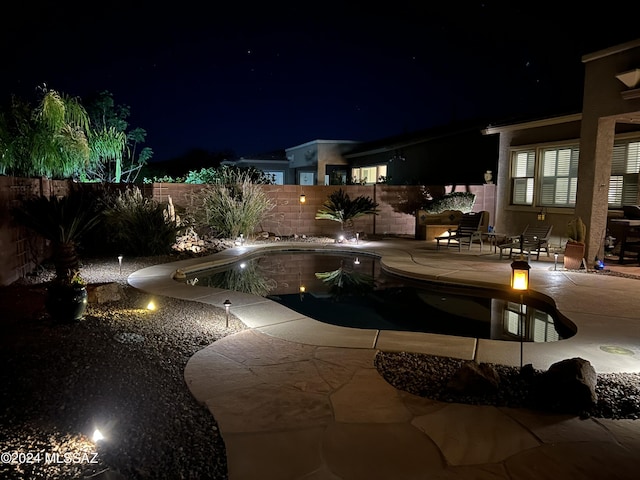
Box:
[435,212,553,260]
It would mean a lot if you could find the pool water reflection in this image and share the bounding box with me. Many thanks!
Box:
[180,251,573,342]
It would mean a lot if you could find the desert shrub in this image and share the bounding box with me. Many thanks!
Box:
[189,180,275,239]
[184,165,275,185]
[102,186,181,255]
[424,192,476,214]
[142,175,185,184]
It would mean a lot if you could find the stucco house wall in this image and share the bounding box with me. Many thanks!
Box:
[577,39,640,262]
[486,39,640,261]
[486,114,582,250]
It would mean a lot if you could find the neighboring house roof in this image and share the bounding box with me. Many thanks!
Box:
[343,118,492,159]
[221,157,289,166]
[482,112,582,135]
[284,139,361,154]
[221,149,288,164]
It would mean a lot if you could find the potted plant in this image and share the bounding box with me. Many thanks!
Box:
[12,189,101,321]
[45,269,89,322]
[564,216,587,269]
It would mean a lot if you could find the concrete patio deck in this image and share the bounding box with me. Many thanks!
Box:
[128,238,640,479]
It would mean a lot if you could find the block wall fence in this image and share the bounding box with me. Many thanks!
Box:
[0,177,495,286]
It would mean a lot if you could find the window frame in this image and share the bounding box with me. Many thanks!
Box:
[510,149,535,206]
[539,145,579,208]
[509,142,580,209]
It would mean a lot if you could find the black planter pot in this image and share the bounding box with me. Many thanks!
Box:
[46,284,88,322]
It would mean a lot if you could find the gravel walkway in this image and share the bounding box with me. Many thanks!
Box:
[1,252,639,479]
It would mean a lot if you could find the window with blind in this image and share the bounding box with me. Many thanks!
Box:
[511,150,535,205]
[608,140,640,207]
[540,146,579,207]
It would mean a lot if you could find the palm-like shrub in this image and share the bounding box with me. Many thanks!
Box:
[12,189,102,281]
[315,188,379,235]
[0,87,92,179]
[315,266,374,299]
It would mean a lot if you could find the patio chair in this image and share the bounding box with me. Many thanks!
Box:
[435,212,486,251]
[498,224,553,260]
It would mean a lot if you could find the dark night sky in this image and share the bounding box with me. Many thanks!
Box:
[2,1,639,162]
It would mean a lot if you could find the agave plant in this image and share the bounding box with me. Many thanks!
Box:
[12,189,102,282]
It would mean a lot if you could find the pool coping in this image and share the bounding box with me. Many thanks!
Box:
[127,239,640,373]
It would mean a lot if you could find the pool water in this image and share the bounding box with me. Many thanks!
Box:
[181,251,573,342]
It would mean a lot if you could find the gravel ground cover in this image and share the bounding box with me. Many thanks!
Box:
[1,249,639,479]
[0,255,247,480]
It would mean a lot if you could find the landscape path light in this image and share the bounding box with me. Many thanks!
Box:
[223,299,232,328]
[92,428,105,443]
[118,255,123,274]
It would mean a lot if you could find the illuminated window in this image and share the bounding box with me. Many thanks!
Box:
[264,171,284,185]
[352,164,387,184]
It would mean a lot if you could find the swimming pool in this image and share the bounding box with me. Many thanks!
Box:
[179,250,573,342]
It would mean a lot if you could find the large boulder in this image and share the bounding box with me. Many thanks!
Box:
[87,282,124,304]
[534,357,597,414]
[446,361,500,396]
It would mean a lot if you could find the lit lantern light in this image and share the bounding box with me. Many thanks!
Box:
[92,429,104,443]
[510,257,530,370]
[354,257,360,265]
[147,300,156,311]
[299,194,306,203]
[510,259,530,291]
[299,285,306,293]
